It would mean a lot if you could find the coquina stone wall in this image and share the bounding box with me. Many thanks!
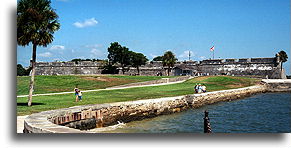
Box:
[23,85,268,133]
[35,61,103,75]
[34,57,284,78]
[198,58,282,79]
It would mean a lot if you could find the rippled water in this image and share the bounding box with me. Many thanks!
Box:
[103,92,290,133]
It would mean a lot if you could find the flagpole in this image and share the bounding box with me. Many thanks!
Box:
[189,50,190,61]
[210,46,215,59]
[213,50,214,59]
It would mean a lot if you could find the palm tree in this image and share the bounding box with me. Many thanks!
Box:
[277,50,288,72]
[162,51,177,76]
[17,0,60,106]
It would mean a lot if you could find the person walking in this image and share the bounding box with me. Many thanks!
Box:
[194,84,198,93]
[197,84,204,93]
[77,90,82,101]
[74,86,79,102]
[202,84,207,93]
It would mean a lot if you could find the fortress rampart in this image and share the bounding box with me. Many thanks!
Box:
[34,57,285,79]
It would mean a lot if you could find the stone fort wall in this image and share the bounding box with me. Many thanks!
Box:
[197,57,282,79]
[34,57,284,79]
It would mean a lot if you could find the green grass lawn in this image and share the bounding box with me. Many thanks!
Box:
[17,76,260,116]
[17,75,174,96]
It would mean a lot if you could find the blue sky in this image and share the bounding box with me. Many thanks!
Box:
[17,0,290,74]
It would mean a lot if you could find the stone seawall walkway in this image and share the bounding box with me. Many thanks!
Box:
[262,79,291,83]
[22,85,267,133]
[262,79,291,92]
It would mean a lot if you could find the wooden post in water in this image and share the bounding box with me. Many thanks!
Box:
[204,110,212,133]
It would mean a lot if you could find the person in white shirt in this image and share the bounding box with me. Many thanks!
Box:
[78,90,82,101]
[202,85,207,93]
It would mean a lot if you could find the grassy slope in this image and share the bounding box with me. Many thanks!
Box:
[17,76,260,116]
[17,75,173,96]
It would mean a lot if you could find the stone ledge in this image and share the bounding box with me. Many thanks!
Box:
[262,79,291,83]
[262,79,291,92]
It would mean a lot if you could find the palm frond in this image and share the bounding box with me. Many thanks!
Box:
[17,0,60,47]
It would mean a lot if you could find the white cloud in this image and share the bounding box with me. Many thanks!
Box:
[73,18,98,28]
[49,45,65,50]
[85,44,103,49]
[53,58,61,62]
[179,50,195,59]
[199,56,206,60]
[90,48,105,58]
[39,52,52,57]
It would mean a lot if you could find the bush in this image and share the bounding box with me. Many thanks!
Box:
[17,64,31,76]
[100,64,119,74]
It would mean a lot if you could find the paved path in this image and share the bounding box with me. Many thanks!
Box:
[17,77,192,98]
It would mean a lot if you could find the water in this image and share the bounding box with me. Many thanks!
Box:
[103,92,291,133]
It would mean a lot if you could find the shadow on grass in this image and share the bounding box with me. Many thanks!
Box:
[17,102,45,106]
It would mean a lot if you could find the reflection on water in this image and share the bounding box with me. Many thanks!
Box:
[101,92,291,133]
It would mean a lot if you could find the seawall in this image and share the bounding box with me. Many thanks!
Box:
[262,79,291,92]
[23,85,268,133]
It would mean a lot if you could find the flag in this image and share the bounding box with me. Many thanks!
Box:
[210,46,215,51]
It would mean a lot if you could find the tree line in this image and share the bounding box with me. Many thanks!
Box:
[105,42,179,76]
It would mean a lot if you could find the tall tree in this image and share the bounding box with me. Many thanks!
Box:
[17,0,60,106]
[277,50,288,71]
[130,52,148,75]
[107,42,131,74]
[162,51,177,76]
